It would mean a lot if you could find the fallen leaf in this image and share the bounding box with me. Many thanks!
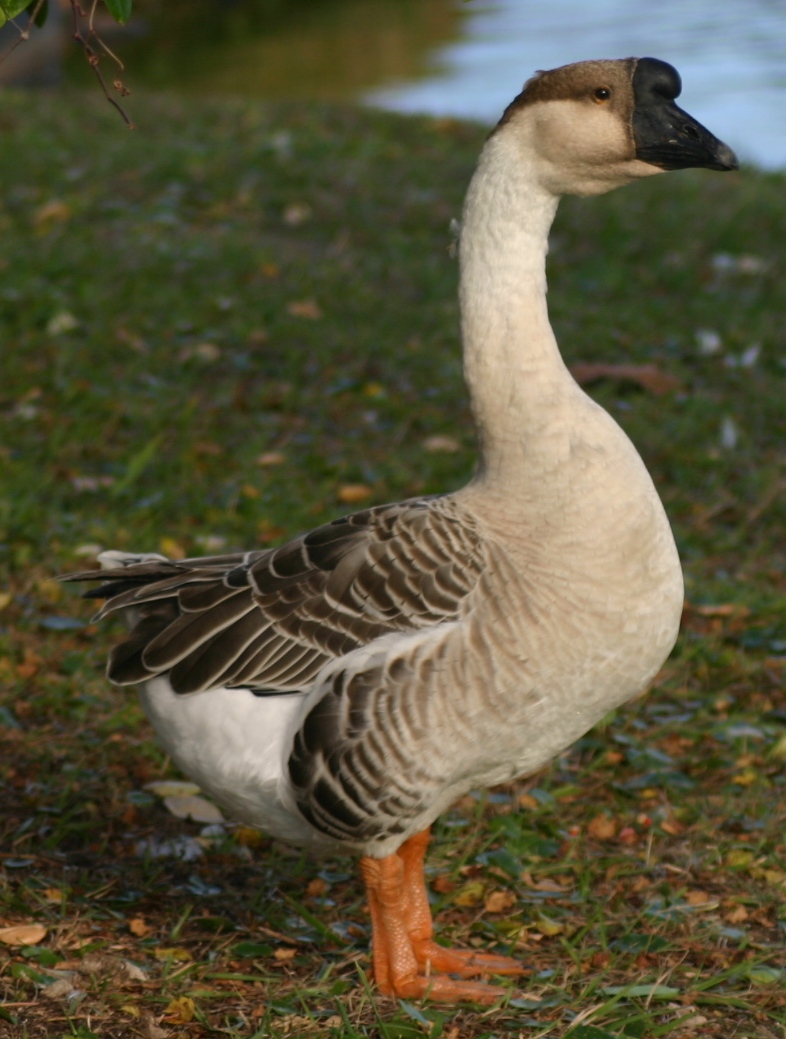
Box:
[163,996,195,1023]
[43,978,76,999]
[0,923,47,946]
[257,451,286,467]
[747,966,783,985]
[570,362,681,396]
[36,578,62,604]
[431,874,456,894]
[660,818,685,836]
[122,959,149,982]
[234,826,264,847]
[194,534,227,552]
[163,794,224,824]
[34,200,71,229]
[282,202,311,226]
[179,342,220,362]
[71,475,115,492]
[521,872,569,892]
[17,651,38,680]
[588,814,617,840]
[726,849,754,869]
[534,915,563,937]
[763,869,786,887]
[273,947,297,961]
[42,888,63,903]
[453,881,485,907]
[695,328,722,354]
[306,877,327,899]
[0,591,12,611]
[769,733,786,761]
[46,311,78,336]
[686,889,711,905]
[194,440,222,456]
[116,326,147,353]
[337,483,373,504]
[287,298,322,320]
[159,537,186,560]
[484,889,516,913]
[142,1014,168,1039]
[423,435,460,453]
[129,917,151,937]
[518,793,539,810]
[725,904,748,924]
[154,947,191,962]
[685,601,750,618]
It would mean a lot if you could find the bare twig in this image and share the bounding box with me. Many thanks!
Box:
[68,0,136,128]
[0,0,136,128]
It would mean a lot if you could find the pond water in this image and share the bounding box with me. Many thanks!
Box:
[367,0,786,170]
[3,0,785,168]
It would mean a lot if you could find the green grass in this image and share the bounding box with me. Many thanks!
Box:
[0,87,785,1038]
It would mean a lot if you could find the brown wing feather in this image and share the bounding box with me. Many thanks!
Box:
[65,497,486,695]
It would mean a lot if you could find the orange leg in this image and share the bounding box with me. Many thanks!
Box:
[359,828,525,1004]
[398,829,526,979]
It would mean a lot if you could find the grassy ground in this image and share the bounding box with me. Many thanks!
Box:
[0,88,784,1038]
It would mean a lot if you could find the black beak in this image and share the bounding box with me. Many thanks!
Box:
[632,57,738,172]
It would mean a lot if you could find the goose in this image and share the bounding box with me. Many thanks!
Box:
[67,57,737,1004]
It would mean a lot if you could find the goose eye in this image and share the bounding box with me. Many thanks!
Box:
[593,87,612,103]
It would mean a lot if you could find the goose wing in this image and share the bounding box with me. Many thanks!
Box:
[68,497,487,696]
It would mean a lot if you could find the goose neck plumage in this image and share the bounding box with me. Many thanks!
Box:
[459,128,572,493]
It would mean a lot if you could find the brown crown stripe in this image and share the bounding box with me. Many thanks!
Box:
[494,57,639,131]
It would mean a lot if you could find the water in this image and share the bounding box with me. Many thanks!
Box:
[367,0,786,170]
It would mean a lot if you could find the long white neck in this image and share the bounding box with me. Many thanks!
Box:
[459,129,572,491]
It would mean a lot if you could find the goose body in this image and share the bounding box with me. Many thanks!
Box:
[70,57,736,1002]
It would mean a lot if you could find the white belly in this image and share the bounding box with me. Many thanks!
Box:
[137,679,332,850]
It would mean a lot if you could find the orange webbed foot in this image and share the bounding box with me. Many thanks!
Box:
[377,972,510,1004]
[411,939,527,978]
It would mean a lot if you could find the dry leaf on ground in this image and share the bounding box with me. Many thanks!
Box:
[257,451,286,466]
[287,298,322,320]
[0,923,47,946]
[484,889,516,913]
[129,917,151,937]
[570,362,681,396]
[163,996,196,1023]
[337,483,373,504]
[163,794,225,823]
[423,435,461,453]
[587,814,617,840]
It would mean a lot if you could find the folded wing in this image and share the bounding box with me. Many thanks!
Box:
[67,497,487,696]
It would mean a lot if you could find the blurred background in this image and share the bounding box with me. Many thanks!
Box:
[1,0,785,169]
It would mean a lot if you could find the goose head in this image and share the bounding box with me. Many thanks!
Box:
[496,56,738,197]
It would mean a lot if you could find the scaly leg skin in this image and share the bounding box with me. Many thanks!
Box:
[397,828,526,979]
[360,829,525,1003]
